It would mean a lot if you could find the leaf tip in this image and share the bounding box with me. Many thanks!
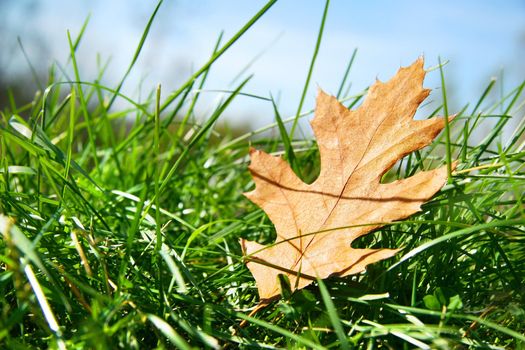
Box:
[397,57,426,80]
[408,56,425,71]
[315,87,331,102]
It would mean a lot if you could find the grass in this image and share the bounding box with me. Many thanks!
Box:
[1,1,525,348]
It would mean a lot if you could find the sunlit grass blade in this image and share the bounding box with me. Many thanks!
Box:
[147,314,192,350]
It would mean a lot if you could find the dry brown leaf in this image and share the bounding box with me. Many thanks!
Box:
[241,58,455,302]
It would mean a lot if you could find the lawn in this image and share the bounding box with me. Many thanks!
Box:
[1,1,524,349]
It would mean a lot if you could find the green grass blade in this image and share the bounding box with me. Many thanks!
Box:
[290,0,330,139]
[317,278,350,349]
[438,56,453,183]
[271,94,299,176]
[235,312,325,349]
[106,0,163,111]
[146,314,192,350]
[175,31,224,137]
[388,218,525,271]
[155,76,251,203]
[66,31,99,172]
[17,37,43,91]
[336,48,358,99]
[160,0,277,112]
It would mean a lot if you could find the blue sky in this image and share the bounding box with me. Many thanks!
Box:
[2,0,524,130]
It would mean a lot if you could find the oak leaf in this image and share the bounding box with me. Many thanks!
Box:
[241,58,455,301]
